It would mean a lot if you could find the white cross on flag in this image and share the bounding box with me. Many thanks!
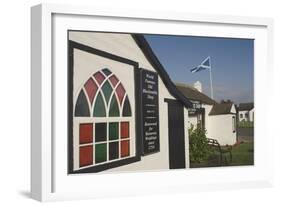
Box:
[190,56,211,73]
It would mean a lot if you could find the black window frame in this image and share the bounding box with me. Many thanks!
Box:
[68,36,141,174]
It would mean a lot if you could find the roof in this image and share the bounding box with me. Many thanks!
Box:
[175,82,217,105]
[238,103,254,111]
[132,34,193,108]
[209,103,235,115]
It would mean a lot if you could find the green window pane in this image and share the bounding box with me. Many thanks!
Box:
[93,92,106,117]
[75,90,90,117]
[102,68,112,76]
[109,122,119,140]
[122,95,132,117]
[95,143,107,163]
[101,81,113,104]
[109,94,120,117]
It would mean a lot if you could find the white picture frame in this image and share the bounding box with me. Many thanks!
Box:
[31,3,274,202]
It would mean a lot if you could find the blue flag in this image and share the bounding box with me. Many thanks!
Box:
[190,57,211,73]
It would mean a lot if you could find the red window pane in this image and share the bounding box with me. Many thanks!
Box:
[109,75,119,87]
[79,146,93,167]
[121,122,129,138]
[84,78,98,104]
[121,140,130,157]
[116,83,125,104]
[93,71,105,85]
[79,123,93,144]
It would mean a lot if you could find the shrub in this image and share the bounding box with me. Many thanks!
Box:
[238,120,254,128]
[189,125,210,163]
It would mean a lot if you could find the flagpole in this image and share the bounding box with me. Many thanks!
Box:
[209,57,214,99]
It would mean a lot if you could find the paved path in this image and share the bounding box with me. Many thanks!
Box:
[237,127,254,142]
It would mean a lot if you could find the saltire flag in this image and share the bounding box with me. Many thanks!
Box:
[190,56,211,73]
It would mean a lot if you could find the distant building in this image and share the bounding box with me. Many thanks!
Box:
[238,103,254,122]
[176,82,237,145]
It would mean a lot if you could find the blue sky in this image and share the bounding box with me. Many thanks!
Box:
[144,34,254,104]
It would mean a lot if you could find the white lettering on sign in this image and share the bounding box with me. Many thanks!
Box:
[142,69,159,155]
[142,89,158,95]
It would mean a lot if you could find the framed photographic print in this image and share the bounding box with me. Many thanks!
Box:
[31,3,274,201]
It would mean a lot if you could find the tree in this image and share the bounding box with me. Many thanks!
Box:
[220,99,233,104]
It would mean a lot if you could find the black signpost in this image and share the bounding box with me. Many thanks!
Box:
[141,69,160,155]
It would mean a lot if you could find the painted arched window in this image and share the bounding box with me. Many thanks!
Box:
[74,68,133,169]
[75,68,132,118]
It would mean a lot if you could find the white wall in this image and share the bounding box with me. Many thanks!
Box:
[188,116,198,128]
[203,104,237,145]
[249,108,254,122]
[206,114,237,145]
[202,104,212,138]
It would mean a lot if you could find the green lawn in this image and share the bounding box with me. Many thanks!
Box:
[230,142,254,166]
[190,142,254,168]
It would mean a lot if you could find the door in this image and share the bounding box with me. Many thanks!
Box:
[165,99,186,169]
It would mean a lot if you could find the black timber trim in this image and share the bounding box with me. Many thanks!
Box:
[68,36,74,174]
[209,112,237,116]
[68,39,141,174]
[132,34,193,108]
[70,156,141,174]
[164,98,182,104]
[164,98,185,108]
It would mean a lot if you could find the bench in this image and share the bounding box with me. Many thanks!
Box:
[207,138,232,166]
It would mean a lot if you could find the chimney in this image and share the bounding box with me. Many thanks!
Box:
[194,81,202,92]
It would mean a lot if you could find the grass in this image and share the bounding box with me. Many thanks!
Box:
[230,142,254,166]
[190,142,254,168]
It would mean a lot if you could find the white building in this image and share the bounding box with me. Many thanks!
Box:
[176,82,237,146]
[238,103,254,122]
[68,31,193,174]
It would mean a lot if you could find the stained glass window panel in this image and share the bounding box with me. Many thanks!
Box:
[93,92,106,117]
[121,122,129,138]
[109,142,119,160]
[93,71,105,85]
[95,143,107,163]
[75,90,90,117]
[109,122,119,140]
[102,68,112,76]
[84,78,98,105]
[79,146,93,167]
[109,94,120,117]
[109,75,119,87]
[95,123,107,142]
[79,123,93,144]
[122,95,132,116]
[101,81,113,104]
[116,83,125,104]
[121,140,130,157]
